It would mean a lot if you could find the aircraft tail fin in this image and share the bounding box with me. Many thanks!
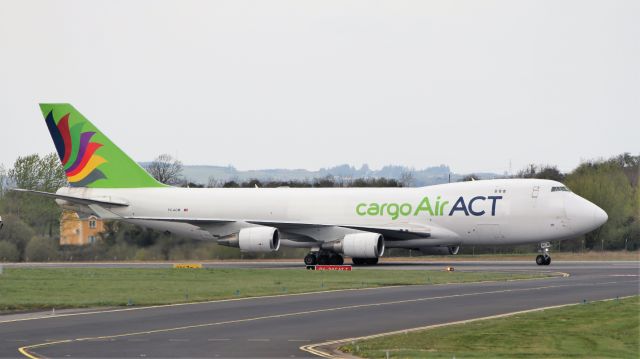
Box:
[39,103,166,188]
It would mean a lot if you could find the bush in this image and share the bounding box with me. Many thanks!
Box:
[105,243,137,261]
[169,245,193,260]
[25,236,59,262]
[134,247,164,261]
[0,241,20,262]
[0,213,35,259]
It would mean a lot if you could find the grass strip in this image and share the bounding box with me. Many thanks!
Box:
[340,296,640,358]
[0,268,547,312]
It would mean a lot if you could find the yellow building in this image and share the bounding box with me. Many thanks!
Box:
[60,210,105,246]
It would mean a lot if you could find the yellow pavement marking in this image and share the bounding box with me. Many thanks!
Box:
[299,295,638,358]
[18,279,610,359]
[19,339,72,359]
[173,263,202,269]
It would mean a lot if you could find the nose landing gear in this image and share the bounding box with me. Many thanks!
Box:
[536,242,551,265]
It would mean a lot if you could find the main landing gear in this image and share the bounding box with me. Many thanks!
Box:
[303,252,380,266]
[351,258,379,266]
[304,252,344,265]
[536,242,551,265]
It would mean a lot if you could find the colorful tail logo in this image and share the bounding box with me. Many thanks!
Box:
[40,103,165,188]
[45,111,106,187]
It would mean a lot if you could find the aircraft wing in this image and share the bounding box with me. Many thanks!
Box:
[247,220,431,241]
[105,215,432,241]
[340,225,430,240]
[11,189,129,207]
[121,215,235,225]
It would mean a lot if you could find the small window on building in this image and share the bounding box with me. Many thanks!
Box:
[89,235,96,244]
[89,220,97,229]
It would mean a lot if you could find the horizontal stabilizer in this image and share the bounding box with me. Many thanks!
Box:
[88,204,123,219]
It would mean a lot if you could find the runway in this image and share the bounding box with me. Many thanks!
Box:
[1,261,638,358]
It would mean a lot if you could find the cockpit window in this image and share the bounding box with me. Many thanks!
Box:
[551,186,570,192]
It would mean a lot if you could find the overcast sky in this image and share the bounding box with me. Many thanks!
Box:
[0,0,638,175]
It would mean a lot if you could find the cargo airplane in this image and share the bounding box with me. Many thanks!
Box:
[14,104,608,266]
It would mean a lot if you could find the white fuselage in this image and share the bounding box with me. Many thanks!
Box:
[56,178,608,250]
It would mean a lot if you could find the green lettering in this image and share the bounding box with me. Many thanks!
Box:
[367,203,380,216]
[400,203,412,216]
[413,196,434,216]
[356,203,367,216]
[387,203,399,220]
[380,203,388,216]
[439,201,449,216]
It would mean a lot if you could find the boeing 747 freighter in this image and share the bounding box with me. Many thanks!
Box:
[15,104,608,266]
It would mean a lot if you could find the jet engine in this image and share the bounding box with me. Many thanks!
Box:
[238,226,280,252]
[218,226,280,253]
[420,245,460,255]
[323,232,385,258]
[0,216,3,231]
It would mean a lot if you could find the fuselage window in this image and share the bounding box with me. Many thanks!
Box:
[551,186,569,192]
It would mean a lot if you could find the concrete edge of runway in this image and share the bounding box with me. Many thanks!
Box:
[300,295,638,358]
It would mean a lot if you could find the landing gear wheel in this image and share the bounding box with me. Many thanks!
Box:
[352,258,378,266]
[328,254,344,265]
[304,253,317,266]
[537,242,552,266]
[352,258,365,266]
[317,254,330,265]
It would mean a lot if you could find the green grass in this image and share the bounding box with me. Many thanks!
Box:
[0,268,547,312]
[341,296,640,359]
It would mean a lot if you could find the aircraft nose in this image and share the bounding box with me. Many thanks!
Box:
[593,205,608,227]
[565,195,608,235]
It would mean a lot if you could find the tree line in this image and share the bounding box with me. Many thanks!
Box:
[0,152,637,261]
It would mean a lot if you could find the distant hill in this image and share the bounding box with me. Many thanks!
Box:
[157,163,502,187]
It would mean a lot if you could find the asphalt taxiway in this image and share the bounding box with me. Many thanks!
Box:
[1,261,638,358]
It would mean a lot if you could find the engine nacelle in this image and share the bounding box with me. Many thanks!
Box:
[420,245,460,255]
[0,216,3,231]
[238,227,280,253]
[324,232,385,258]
